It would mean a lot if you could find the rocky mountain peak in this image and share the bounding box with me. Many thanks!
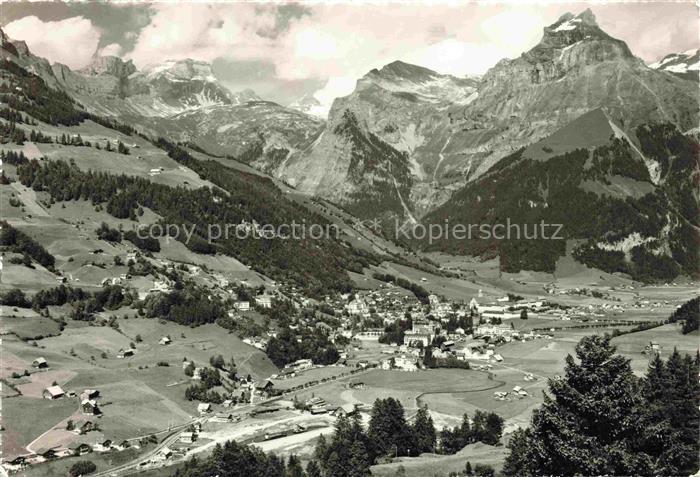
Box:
[143,59,217,83]
[81,55,137,78]
[0,28,30,57]
[539,9,624,52]
[369,60,439,83]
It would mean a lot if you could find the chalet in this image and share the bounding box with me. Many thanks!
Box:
[97,439,112,452]
[333,403,357,417]
[157,447,173,460]
[81,399,101,415]
[76,420,96,435]
[117,441,131,450]
[34,447,58,459]
[258,380,275,393]
[159,336,172,346]
[197,403,212,414]
[69,443,92,456]
[42,385,65,400]
[2,454,27,468]
[80,389,100,400]
[255,294,273,308]
[32,357,48,368]
[117,348,135,358]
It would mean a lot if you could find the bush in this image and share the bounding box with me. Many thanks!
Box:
[69,460,96,476]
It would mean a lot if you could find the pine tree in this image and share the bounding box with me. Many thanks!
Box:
[368,397,411,457]
[412,405,436,454]
[285,455,304,477]
[502,428,532,476]
[305,460,321,477]
[523,335,652,475]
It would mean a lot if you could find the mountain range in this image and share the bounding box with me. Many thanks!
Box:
[0,8,697,281]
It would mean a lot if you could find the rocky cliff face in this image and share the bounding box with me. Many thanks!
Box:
[448,9,697,177]
[278,9,698,224]
[277,61,478,223]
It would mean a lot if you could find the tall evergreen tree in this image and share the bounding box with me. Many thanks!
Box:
[368,397,412,457]
[412,405,436,454]
[522,335,652,475]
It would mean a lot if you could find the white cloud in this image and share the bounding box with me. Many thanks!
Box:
[403,39,507,77]
[98,43,123,58]
[4,15,101,69]
[125,4,278,69]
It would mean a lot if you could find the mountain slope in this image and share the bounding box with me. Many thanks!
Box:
[0,52,386,296]
[420,109,699,281]
[1,28,323,173]
[279,109,414,229]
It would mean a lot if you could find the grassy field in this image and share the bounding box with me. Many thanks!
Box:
[23,446,152,477]
[2,396,77,457]
[371,442,508,477]
[0,315,278,459]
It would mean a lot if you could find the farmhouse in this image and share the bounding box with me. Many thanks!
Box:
[81,399,101,415]
[234,301,250,311]
[32,357,48,368]
[159,336,172,346]
[34,447,57,459]
[213,412,236,422]
[197,403,212,414]
[2,454,27,468]
[157,447,173,460]
[69,443,92,456]
[75,420,96,435]
[117,349,135,358]
[42,385,65,400]
[80,389,100,401]
[258,380,275,396]
[333,403,358,417]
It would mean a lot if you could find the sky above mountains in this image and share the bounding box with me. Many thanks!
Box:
[1,2,697,106]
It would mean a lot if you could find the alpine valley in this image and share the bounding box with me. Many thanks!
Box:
[1,6,699,477]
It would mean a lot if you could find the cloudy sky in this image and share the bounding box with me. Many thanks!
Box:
[1,2,697,107]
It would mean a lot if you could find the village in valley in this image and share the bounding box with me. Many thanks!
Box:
[2,237,696,476]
